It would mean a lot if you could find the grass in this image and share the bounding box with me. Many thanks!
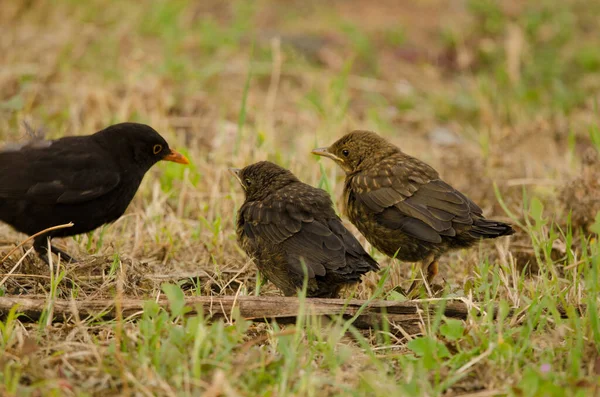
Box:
[1,0,600,395]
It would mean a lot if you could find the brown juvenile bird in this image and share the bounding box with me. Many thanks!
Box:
[0,122,190,264]
[312,131,514,295]
[230,161,379,298]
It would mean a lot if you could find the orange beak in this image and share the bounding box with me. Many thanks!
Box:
[162,149,190,165]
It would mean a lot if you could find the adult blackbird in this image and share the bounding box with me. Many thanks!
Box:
[230,161,379,298]
[312,131,514,295]
[0,122,189,263]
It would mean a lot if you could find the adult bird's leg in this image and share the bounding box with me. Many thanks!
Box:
[33,236,76,264]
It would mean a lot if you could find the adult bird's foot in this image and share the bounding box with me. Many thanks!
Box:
[50,245,77,263]
[35,244,77,265]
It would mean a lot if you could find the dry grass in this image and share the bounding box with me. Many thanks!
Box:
[1,0,600,395]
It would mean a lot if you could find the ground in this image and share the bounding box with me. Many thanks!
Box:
[1,0,600,395]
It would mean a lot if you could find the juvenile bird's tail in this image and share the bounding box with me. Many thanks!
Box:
[469,217,515,239]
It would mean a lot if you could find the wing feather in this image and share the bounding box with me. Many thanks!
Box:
[0,142,120,204]
[239,183,377,278]
[351,154,481,243]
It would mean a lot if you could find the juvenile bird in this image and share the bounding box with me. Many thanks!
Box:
[0,122,189,263]
[312,131,514,296]
[230,161,379,298]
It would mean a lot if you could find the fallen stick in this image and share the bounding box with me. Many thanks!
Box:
[0,295,580,333]
[0,295,472,332]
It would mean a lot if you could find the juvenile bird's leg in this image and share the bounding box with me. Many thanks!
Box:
[426,258,439,286]
[33,236,76,265]
[405,253,437,299]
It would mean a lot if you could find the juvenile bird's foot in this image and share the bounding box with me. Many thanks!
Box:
[404,257,439,300]
[391,285,408,296]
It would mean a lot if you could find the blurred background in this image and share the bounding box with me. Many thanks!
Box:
[1,0,600,285]
[2,2,600,395]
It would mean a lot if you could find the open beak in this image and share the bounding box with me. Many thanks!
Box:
[228,168,243,187]
[311,147,341,162]
[162,149,190,165]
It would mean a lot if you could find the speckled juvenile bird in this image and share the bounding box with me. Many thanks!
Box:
[312,131,514,296]
[230,161,379,298]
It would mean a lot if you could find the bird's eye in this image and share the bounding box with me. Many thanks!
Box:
[342,149,350,157]
[245,178,252,186]
[153,144,163,154]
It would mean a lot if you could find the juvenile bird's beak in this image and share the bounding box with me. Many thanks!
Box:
[162,149,190,165]
[228,168,244,187]
[311,147,342,162]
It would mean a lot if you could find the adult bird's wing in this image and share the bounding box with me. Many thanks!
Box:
[239,184,366,278]
[0,140,121,204]
[350,155,483,243]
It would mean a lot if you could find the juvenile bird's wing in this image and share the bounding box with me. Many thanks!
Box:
[350,155,483,243]
[0,139,121,204]
[326,216,379,275]
[240,183,375,278]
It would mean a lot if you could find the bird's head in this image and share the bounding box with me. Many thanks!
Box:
[95,123,189,170]
[229,161,299,201]
[312,130,398,174]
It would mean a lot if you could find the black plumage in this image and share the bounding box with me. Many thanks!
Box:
[230,161,379,298]
[0,122,189,263]
[313,130,514,294]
